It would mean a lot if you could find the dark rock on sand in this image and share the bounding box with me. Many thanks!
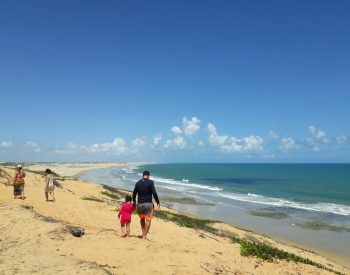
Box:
[67,225,85,237]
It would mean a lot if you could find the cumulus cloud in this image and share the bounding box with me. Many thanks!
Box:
[0,141,14,148]
[171,126,183,135]
[336,135,347,144]
[308,126,330,143]
[305,138,320,152]
[87,138,128,155]
[305,126,330,152]
[197,141,204,147]
[267,130,279,140]
[208,123,229,145]
[131,138,145,154]
[153,134,162,146]
[170,117,201,137]
[164,136,187,150]
[207,123,264,153]
[182,117,201,136]
[26,141,42,153]
[279,138,298,152]
[55,138,129,155]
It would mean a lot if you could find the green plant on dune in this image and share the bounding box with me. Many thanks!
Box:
[240,240,344,275]
[101,184,129,197]
[154,210,219,234]
[81,196,104,203]
[100,191,121,200]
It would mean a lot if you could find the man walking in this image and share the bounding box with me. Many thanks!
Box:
[133,171,160,240]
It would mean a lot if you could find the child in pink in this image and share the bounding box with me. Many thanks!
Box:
[118,195,135,237]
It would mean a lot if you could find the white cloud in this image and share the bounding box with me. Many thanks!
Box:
[86,138,128,155]
[279,138,298,152]
[171,126,183,135]
[208,123,229,145]
[164,136,187,150]
[242,136,264,152]
[267,130,279,140]
[305,126,330,152]
[131,138,145,154]
[220,136,264,153]
[0,141,14,148]
[132,138,145,148]
[182,116,201,136]
[153,134,162,146]
[309,126,330,143]
[55,138,129,155]
[305,138,320,152]
[336,135,347,144]
[207,123,264,154]
[198,141,204,147]
[26,141,41,153]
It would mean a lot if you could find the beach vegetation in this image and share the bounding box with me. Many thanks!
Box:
[154,210,218,234]
[101,191,121,200]
[101,184,129,197]
[240,240,344,274]
[81,196,104,203]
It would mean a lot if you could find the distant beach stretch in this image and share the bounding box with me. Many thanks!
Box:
[1,162,349,274]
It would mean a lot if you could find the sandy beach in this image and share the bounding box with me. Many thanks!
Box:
[24,162,138,178]
[0,164,349,275]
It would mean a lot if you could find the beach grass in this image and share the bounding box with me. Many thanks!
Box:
[81,196,104,203]
[249,210,290,219]
[155,210,217,233]
[101,184,129,197]
[240,240,344,275]
[154,210,219,234]
[101,190,121,200]
[296,221,350,233]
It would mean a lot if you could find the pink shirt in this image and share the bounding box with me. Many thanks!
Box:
[118,203,135,223]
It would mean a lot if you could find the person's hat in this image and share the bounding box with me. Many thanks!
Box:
[17,164,22,168]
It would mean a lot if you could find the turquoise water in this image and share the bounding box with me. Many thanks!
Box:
[138,163,350,216]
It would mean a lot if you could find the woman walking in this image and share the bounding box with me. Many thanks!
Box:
[13,165,25,199]
[45,169,56,202]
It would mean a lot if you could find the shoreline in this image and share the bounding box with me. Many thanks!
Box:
[1,164,349,274]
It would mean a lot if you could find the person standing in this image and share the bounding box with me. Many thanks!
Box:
[132,171,160,240]
[13,165,25,199]
[45,169,56,202]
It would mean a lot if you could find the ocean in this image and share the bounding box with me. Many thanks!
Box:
[80,163,350,265]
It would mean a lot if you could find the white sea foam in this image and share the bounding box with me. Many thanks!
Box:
[152,176,223,191]
[216,192,350,216]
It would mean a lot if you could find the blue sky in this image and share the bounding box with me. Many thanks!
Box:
[0,0,349,162]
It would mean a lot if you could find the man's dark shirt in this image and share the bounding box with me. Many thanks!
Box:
[133,178,160,205]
